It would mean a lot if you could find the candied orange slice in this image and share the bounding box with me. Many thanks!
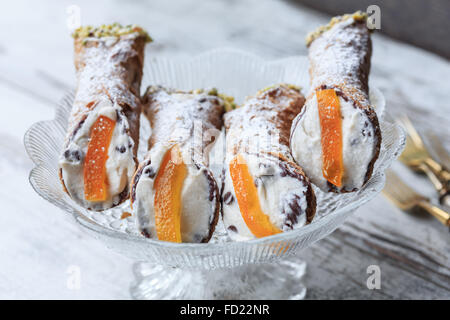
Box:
[84,115,116,201]
[153,145,187,243]
[229,154,282,238]
[317,89,343,187]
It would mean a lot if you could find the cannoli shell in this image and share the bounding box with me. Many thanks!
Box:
[224,85,316,226]
[60,34,147,204]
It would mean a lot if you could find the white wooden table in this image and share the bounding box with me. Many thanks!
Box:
[0,0,449,299]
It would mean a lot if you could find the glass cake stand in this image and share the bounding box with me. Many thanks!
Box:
[24,49,405,299]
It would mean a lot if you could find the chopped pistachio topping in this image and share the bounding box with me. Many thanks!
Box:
[207,88,218,96]
[72,23,152,43]
[218,93,237,112]
[144,85,166,96]
[191,88,237,111]
[190,88,218,96]
[145,86,237,111]
[305,11,367,47]
[190,88,237,111]
[257,83,302,96]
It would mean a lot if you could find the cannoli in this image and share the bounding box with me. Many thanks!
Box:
[58,24,151,210]
[222,84,316,241]
[131,87,228,243]
[290,12,381,192]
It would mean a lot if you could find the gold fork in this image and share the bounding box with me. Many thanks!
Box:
[398,116,450,206]
[425,131,450,168]
[383,170,450,226]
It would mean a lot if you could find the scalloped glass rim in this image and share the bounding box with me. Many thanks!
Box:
[24,48,405,265]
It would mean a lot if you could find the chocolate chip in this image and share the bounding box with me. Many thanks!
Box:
[198,97,207,103]
[227,225,237,233]
[64,149,82,162]
[115,110,123,124]
[278,161,301,180]
[223,192,234,205]
[144,167,156,178]
[72,150,81,161]
[281,193,302,229]
[141,229,151,238]
[193,233,203,242]
[116,146,127,153]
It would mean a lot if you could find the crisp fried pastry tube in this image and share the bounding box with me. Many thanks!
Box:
[290,12,381,192]
[131,87,225,243]
[59,24,150,211]
[222,84,316,241]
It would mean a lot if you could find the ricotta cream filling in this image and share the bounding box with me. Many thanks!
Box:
[59,99,136,209]
[134,143,216,243]
[290,94,376,191]
[222,153,308,241]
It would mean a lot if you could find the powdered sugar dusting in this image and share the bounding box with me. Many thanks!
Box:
[224,85,305,160]
[66,34,143,137]
[308,17,371,108]
[222,85,315,240]
[145,87,224,165]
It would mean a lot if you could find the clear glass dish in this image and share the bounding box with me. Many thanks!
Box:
[24,48,405,299]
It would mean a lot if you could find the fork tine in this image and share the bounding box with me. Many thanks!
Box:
[383,171,406,203]
[400,135,417,157]
[398,115,425,150]
[425,131,450,168]
[384,170,427,206]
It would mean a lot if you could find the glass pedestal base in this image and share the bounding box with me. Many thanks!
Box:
[130,257,307,300]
